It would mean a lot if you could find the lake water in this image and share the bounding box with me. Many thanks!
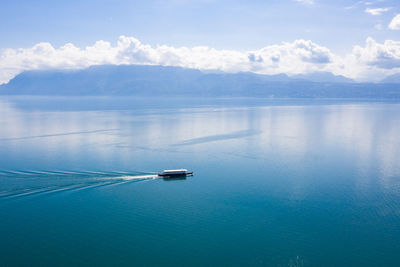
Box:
[1,96,400,266]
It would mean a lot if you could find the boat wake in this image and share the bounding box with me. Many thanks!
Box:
[0,170,159,200]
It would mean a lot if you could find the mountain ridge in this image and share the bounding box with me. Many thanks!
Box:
[1,64,399,98]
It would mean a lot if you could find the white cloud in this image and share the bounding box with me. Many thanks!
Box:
[352,37,400,69]
[389,14,400,30]
[365,7,390,15]
[246,39,333,75]
[0,36,400,84]
[0,36,333,84]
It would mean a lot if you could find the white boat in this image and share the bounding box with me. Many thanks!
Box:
[158,169,193,177]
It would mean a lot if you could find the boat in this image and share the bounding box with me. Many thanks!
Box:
[158,169,193,177]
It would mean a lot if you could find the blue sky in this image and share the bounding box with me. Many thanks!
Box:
[1,0,400,82]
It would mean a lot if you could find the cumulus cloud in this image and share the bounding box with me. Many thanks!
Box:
[248,53,263,63]
[0,35,400,83]
[389,14,400,30]
[365,7,391,15]
[246,39,333,75]
[0,36,334,84]
[352,37,400,69]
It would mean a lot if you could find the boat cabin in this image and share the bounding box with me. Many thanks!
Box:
[158,169,193,177]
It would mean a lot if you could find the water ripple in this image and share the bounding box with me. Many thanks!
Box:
[0,170,158,200]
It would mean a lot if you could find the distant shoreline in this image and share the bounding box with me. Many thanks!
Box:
[1,65,400,99]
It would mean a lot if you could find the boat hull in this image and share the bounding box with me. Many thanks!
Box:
[158,171,193,177]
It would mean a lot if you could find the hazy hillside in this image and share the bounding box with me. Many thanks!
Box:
[1,64,400,98]
[290,72,354,83]
[381,73,400,84]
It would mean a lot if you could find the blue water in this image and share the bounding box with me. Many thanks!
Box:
[1,96,400,266]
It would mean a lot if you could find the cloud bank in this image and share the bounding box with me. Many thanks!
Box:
[353,38,400,69]
[389,14,400,30]
[1,35,400,84]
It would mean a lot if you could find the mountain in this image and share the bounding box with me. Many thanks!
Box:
[0,65,204,95]
[381,73,400,83]
[1,64,399,98]
[290,72,354,83]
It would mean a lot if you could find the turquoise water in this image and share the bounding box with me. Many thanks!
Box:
[1,97,400,266]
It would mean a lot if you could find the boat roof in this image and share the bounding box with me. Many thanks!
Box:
[162,169,187,173]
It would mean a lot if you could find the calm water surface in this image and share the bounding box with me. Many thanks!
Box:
[1,97,400,266]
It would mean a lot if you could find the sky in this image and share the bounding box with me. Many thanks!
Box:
[1,0,400,83]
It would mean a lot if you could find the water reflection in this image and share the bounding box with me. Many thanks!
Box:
[1,97,400,266]
[1,97,400,193]
[172,129,262,146]
[162,176,187,182]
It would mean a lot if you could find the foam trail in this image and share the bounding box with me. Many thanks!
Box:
[115,175,158,180]
[7,171,37,175]
[75,171,111,175]
[1,186,67,199]
[47,170,88,175]
[0,170,38,176]
[94,176,158,189]
[0,170,160,200]
[24,170,71,176]
[66,182,118,192]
